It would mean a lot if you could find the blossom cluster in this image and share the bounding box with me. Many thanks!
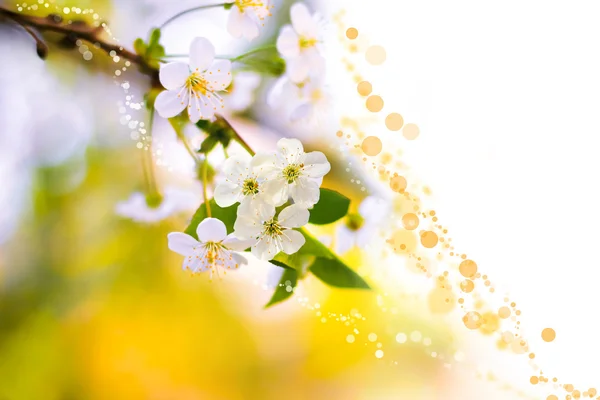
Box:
[114,2,357,280]
[168,138,330,275]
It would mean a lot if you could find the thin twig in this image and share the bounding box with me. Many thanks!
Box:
[0,6,158,80]
[159,3,228,29]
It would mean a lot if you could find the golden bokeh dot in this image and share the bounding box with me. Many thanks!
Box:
[498,306,511,319]
[402,213,419,230]
[389,174,407,192]
[428,287,456,314]
[403,123,420,140]
[459,259,478,278]
[501,331,514,344]
[511,339,529,354]
[460,279,474,293]
[346,27,358,39]
[361,136,382,156]
[462,311,483,330]
[366,45,386,65]
[530,376,539,385]
[479,312,500,335]
[547,396,558,400]
[385,113,404,131]
[366,95,384,112]
[357,81,372,96]
[388,230,417,254]
[564,384,574,393]
[541,328,556,342]
[420,231,438,248]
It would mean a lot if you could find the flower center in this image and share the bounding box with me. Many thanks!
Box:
[263,219,283,238]
[186,72,209,95]
[235,0,264,12]
[311,88,323,102]
[345,213,365,231]
[203,241,225,264]
[242,178,260,196]
[299,36,318,49]
[145,192,163,209]
[282,164,303,184]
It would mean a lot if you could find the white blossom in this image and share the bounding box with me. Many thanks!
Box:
[226,0,272,41]
[253,138,330,207]
[224,71,261,112]
[167,218,252,276]
[233,204,308,260]
[276,2,325,83]
[115,187,197,223]
[154,37,232,123]
[213,152,272,215]
[336,196,391,254]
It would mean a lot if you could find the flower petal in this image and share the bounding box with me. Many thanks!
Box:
[356,226,375,248]
[167,232,198,255]
[222,233,255,251]
[227,7,244,38]
[290,103,312,122]
[232,252,248,267]
[335,225,356,254]
[287,56,310,83]
[277,204,309,228]
[251,153,279,179]
[277,138,304,164]
[359,196,388,223]
[154,89,187,119]
[196,217,228,243]
[187,92,202,123]
[241,14,260,40]
[223,153,252,180]
[184,252,212,273]
[263,178,289,206]
[204,60,232,92]
[290,2,318,38]
[198,94,216,120]
[302,151,330,178]
[281,229,305,254]
[214,181,241,207]
[189,37,215,72]
[276,25,300,58]
[159,62,189,90]
[252,236,279,260]
[289,177,320,207]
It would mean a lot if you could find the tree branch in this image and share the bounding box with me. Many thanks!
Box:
[0,6,158,81]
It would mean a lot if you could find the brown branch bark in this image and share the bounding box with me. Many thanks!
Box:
[0,6,158,81]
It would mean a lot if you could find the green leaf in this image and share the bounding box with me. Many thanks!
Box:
[297,229,334,259]
[265,265,298,308]
[269,259,295,271]
[184,199,238,239]
[148,28,161,47]
[133,38,147,56]
[309,257,370,289]
[309,189,351,225]
[199,136,219,154]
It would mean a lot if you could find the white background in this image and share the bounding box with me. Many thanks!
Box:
[326,0,600,396]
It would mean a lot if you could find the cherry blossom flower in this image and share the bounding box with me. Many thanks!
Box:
[233,204,308,260]
[226,0,272,41]
[335,196,390,254]
[224,71,261,112]
[115,187,197,223]
[213,153,271,215]
[253,138,330,207]
[289,75,331,123]
[154,37,232,123]
[167,218,252,276]
[276,2,325,83]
